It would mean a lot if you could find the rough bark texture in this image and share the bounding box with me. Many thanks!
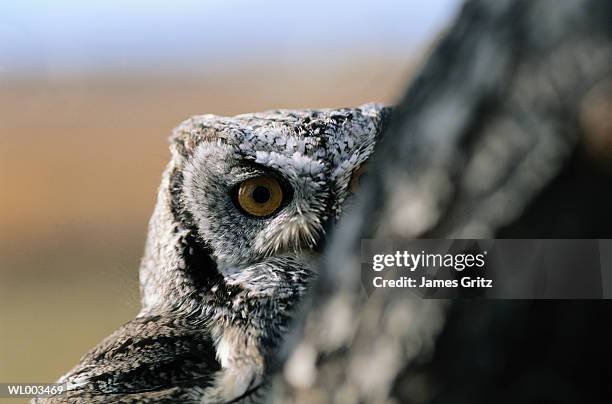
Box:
[269,1,612,403]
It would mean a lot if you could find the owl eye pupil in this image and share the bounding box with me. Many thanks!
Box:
[252,186,271,204]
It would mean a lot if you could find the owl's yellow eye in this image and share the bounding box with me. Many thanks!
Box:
[349,164,368,193]
[237,176,284,217]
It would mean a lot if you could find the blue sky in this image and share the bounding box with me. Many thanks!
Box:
[0,0,460,76]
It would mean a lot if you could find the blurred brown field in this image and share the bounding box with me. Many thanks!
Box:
[0,58,415,402]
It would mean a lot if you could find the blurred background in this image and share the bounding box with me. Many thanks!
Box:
[0,0,459,399]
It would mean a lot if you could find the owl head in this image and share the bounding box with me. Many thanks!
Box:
[139,103,389,317]
[54,105,389,403]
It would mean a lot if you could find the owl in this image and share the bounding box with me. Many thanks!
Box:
[36,104,389,403]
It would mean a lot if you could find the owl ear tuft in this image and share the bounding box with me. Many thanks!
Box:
[169,115,222,158]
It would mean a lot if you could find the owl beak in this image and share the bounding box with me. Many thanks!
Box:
[313,237,327,253]
[313,218,334,253]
